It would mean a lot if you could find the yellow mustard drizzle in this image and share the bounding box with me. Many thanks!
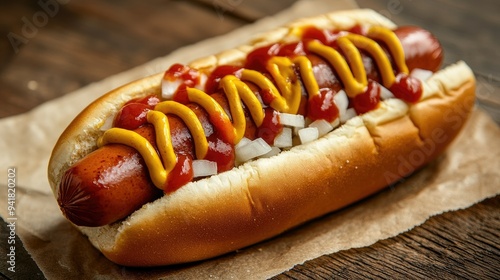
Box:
[98,26,408,190]
[307,27,408,97]
[217,76,264,142]
[293,55,320,99]
[266,56,320,114]
[97,116,171,189]
[154,101,208,159]
[368,26,408,74]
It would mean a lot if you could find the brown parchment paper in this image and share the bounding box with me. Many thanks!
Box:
[1,0,499,279]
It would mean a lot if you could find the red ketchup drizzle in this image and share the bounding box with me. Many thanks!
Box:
[307,88,339,122]
[113,90,236,193]
[301,26,363,47]
[165,154,193,193]
[205,65,242,94]
[172,88,236,184]
[352,80,381,114]
[113,25,426,193]
[277,41,307,56]
[113,103,150,130]
[347,25,366,35]
[389,73,423,103]
[172,85,190,104]
[114,95,159,130]
[205,65,284,145]
[165,130,235,194]
[244,43,280,73]
[257,108,283,145]
[164,63,200,88]
[301,27,337,45]
[205,133,235,173]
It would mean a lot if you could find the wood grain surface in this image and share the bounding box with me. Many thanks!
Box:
[1,0,498,279]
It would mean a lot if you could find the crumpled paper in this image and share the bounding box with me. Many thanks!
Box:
[0,0,499,279]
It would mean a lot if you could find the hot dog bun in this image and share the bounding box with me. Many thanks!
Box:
[47,9,476,266]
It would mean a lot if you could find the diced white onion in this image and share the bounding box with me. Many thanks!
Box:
[331,118,340,129]
[410,68,433,81]
[293,126,301,136]
[340,108,357,123]
[308,119,334,137]
[380,85,395,100]
[235,137,252,150]
[260,146,281,158]
[161,79,182,100]
[162,73,208,99]
[192,160,217,178]
[334,89,349,117]
[235,138,273,163]
[100,114,114,131]
[298,127,319,144]
[279,113,305,128]
[274,127,293,148]
[195,73,208,90]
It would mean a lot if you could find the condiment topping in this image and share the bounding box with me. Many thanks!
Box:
[98,25,424,191]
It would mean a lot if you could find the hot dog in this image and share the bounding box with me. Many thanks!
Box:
[47,10,475,266]
[56,23,443,227]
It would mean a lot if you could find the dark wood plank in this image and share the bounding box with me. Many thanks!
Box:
[0,217,45,280]
[191,0,298,22]
[356,0,500,78]
[275,196,500,279]
[0,0,297,118]
[0,0,248,118]
[277,0,500,278]
[0,0,498,279]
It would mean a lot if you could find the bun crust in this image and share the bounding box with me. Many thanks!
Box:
[48,9,476,266]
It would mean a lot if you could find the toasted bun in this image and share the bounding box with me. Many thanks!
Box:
[48,9,476,266]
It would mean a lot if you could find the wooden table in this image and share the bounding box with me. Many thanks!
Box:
[1,0,498,279]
